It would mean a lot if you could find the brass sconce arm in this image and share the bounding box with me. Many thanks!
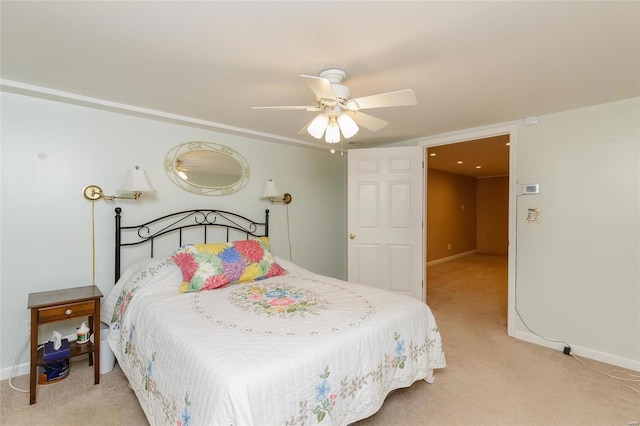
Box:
[82,185,141,202]
[268,193,293,204]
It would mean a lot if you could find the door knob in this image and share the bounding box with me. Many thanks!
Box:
[349,233,356,240]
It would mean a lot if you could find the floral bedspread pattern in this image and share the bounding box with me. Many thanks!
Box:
[102,257,446,426]
[229,282,329,319]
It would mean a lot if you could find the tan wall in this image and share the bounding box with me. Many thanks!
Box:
[426,168,477,262]
[476,177,509,254]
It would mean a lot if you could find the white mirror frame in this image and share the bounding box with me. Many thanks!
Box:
[165,141,250,196]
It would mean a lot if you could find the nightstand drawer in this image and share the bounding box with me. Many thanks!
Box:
[37,300,95,323]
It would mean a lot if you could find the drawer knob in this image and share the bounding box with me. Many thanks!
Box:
[65,309,72,315]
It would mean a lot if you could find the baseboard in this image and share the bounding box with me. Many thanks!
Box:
[513,329,640,372]
[1,361,29,382]
[426,250,476,266]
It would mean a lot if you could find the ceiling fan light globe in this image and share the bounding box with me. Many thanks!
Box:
[325,118,341,143]
[337,113,359,138]
[325,132,340,144]
[307,113,329,139]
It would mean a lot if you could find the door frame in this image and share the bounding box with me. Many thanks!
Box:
[419,124,517,337]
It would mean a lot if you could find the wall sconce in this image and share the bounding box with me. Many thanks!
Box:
[82,166,156,202]
[261,179,292,204]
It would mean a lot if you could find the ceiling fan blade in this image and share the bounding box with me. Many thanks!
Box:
[345,110,389,132]
[251,106,322,112]
[345,89,417,111]
[300,75,337,103]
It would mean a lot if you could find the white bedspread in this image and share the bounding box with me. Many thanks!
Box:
[101,257,446,426]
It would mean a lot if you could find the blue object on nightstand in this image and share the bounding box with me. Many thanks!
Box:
[40,359,70,382]
[43,338,70,363]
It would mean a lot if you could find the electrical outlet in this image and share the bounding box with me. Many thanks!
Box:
[24,319,31,336]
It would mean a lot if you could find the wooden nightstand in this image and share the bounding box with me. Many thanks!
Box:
[27,285,103,405]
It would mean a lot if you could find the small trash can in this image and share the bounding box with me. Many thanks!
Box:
[100,322,116,375]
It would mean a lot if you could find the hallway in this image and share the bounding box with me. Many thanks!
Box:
[427,253,508,339]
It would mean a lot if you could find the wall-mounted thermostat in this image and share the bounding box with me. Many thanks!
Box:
[522,183,540,195]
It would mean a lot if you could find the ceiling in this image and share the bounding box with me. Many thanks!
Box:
[1,1,638,158]
[427,135,510,178]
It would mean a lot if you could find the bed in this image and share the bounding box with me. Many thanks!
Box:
[100,208,446,426]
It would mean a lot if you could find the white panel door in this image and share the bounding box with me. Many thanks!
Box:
[347,146,424,300]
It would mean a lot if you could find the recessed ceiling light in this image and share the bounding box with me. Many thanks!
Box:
[475,165,481,169]
[457,161,463,164]
[429,153,436,157]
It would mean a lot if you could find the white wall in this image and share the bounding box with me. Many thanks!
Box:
[0,92,347,374]
[514,98,639,366]
[397,97,640,369]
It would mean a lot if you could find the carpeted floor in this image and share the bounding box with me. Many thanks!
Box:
[1,360,147,425]
[2,253,638,425]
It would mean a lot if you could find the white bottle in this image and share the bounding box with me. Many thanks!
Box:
[77,321,90,344]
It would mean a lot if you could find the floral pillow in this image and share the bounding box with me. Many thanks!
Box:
[172,237,287,293]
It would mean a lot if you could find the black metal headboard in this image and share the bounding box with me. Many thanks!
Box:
[114,208,270,282]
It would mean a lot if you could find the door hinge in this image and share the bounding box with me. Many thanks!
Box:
[422,280,424,288]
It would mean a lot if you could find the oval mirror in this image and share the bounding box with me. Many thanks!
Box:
[165,142,250,195]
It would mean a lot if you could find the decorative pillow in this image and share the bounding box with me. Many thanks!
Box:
[172,237,287,293]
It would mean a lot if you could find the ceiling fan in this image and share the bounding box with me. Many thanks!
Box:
[175,159,194,180]
[251,69,417,143]
[174,158,208,180]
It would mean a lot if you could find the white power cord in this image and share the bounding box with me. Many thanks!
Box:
[285,203,293,261]
[9,334,31,393]
[570,351,640,394]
